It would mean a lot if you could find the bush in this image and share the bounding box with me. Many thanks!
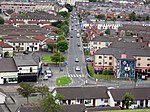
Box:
[87,66,94,77]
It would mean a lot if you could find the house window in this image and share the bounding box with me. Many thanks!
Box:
[13,43,15,46]
[35,43,37,45]
[138,58,141,60]
[22,43,24,45]
[147,58,150,61]
[138,63,140,66]
[147,64,150,66]
[19,68,22,70]
[35,47,37,50]
[99,56,102,59]
[109,57,112,60]
[109,62,112,66]
[94,42,97,45]
[104,99,108,103]
[105,62,107,64]
[99,62,101,65]
[85,100,91,104]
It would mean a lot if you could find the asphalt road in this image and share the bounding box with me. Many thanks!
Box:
[66,8,95,86]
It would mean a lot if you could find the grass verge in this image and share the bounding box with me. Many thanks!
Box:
[42,56,55,64]
[56,76,72,86]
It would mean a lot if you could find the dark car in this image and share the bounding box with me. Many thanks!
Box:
[70,35,73,38]
[23,51,29,55]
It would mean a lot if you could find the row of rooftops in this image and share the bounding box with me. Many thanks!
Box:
[0,56,38,72]
[53,86,150,101]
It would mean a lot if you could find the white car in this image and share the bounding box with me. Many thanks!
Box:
[43,75,48,80]
[75,66,81,71]
[75,58,79,62]
[45,70,52,78]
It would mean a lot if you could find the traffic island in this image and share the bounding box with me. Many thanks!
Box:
[56,76,72,86]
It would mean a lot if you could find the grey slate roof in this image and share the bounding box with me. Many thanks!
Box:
[109,87,150,101]
[18,104,86,112]
[13,55,38,67]
[0,58,18,72]
[95,46,150,59]
[92,36,111,42]
[54,86,108,100]
[85,106,121,112]
[61,104,86,112]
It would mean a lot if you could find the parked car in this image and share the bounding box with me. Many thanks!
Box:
[45,70,52,78]
[23,51,29,55]
[77,43,80,47]
[43,75,48,80]
[43,63,48,66]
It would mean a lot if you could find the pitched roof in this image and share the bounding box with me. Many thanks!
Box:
[45,38,56,43]
[33,36,46,41]
[42,25,60,30]
[19,106,41,112]
[85,106,121,112]
[0,42,13,48]
[13,55,38,67]
[109,87,150,101]
[54,86,108,100]
[18,104,86,112]
[61,104,86,112]
[0,58,18,72]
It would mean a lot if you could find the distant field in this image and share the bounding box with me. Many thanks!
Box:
[100,109,150,112]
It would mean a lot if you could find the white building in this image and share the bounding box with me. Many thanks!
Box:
[6,37,39,52]
[58,0,88,5]
[108,87,150,108]
[0,58,18,84]
[52,86,109,107]
[0,41,13,57]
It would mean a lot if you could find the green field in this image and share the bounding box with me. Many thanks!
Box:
[100,109,150,112]
[88,66,115,80]
[94,74,115,80]
[56,76,72,86]
[42,56,54,64]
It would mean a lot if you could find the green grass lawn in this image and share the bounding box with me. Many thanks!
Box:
[42,55,56,64]
[100,109,150,112]
[88,66,115,80]
[56,76,72,86]
[94,74,115,80]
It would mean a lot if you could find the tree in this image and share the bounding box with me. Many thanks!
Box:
[57,35,65,42]
[35,85,49,98]
[60,25,69,36]
[102,69,109,75]
[129,11,137,21]
[0,17,4,24]
[122,92,134,109]
[40,93,64,112]
[17,82,35,104]
[146,16,149,21]
[51,52,65,64]
[65,4,73,12]
[47,43,57,53]
[57,11,70,18]
[105,29,110,35]
[4,51,10,58]
[57,40,68,52]
[54,29,65,35]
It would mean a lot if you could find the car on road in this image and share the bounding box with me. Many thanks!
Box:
[75,66,80,71]
[75,58,79,62]
[77,43,80,47]
[70,35,73,38]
